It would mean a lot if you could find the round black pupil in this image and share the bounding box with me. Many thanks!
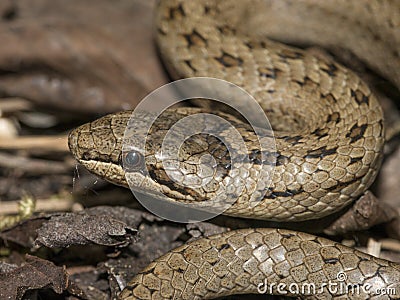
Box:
[125,151,140,167]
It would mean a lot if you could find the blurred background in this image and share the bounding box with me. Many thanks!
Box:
[0,0,167,205]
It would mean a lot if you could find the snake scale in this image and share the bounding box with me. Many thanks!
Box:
[68,0,400,299]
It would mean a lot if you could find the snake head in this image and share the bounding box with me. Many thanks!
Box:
[68,111,132,188]
[68,109,227,197]
[68,107,274,214]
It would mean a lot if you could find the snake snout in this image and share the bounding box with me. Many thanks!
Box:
[68,127,80,161]
[68,125,92,163]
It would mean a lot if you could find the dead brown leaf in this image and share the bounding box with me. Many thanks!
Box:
[0,255,69,300]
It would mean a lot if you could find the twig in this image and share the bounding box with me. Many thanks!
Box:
[0,97,33,113]
[367,238,382,257]
[0,135,68,152]
[0,152,70,174]
[380,239,400,253]
[0,195,77,215]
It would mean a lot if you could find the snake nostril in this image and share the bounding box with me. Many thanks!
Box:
[81,151,92,161]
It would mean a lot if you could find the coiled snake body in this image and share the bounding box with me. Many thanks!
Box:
[68,0,400,299]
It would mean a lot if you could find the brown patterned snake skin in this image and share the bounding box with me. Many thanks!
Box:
[68,0,400,299]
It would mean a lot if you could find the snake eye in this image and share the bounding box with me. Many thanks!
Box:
[121,150,144,172]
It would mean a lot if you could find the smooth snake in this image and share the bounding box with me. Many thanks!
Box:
[68,0,400,299]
